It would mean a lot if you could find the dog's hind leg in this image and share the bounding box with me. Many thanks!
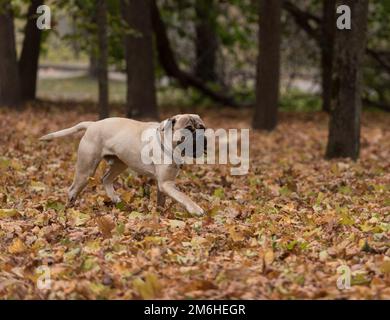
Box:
[102,157,127,204]
[157,189,166,209]
[67,139,101,206]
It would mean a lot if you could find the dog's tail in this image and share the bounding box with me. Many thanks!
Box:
[39,121,94,141]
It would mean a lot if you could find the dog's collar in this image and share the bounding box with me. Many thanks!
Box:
[155,127,183,168]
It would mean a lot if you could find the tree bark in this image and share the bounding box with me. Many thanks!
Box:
[19,0,43,101]
[0,1,21,107]
[89,52,98,78]
[150,0,237,107]
[253,0,282,131]
[194,0,218,83]
[121,0,158,119]
[326,0,369,160]
[321,0,336,113]
[97,0,109,119]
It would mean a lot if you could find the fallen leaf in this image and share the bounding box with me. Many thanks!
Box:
[96,216,115,238]
[264,249,275,266]
[133,273,162,299]
[8,238,27,254]
[0,208,19,218]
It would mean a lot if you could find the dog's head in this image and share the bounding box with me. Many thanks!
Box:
[159,114,207,158]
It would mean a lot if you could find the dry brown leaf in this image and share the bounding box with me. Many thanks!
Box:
[96,215,115,238]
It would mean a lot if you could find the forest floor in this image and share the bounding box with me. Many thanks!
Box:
[0,104,389,299]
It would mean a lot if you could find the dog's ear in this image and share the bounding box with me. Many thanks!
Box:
[160,117,177,132]
[170,117,177,129]
[191,115,206,129]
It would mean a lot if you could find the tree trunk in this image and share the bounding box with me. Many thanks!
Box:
[253,0,282,131]
[0,1,21,107]
[194,0,218,83]
[97,0,109,119]
[321,0,336,113]
[326,0,369,160]
[19,0,43,101]
[89,52,98,78]
[151,0,237,107]
[121,0,158,119]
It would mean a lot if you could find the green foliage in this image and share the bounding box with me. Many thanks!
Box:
[53,0,126,67]
[9,0,390,109]
[363,0,390,107]
[280,90,322,112]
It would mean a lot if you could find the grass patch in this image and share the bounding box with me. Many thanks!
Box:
[38,77,324,112]
[280,90,322,112]
[38,76,126,103]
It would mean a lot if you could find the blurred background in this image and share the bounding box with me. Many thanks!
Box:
[0,0,388,158]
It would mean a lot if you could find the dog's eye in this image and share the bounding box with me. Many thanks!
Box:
[185,126,195,132]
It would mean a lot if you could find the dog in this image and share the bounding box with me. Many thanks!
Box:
[40,114,207,216]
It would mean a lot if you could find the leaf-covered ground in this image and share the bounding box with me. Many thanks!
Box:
[0,105,389,299]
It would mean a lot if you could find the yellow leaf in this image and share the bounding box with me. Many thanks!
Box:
[133,273,162,299]
[360,223,373,232]
[228,226,245,242]
[82,257,99,271]
[213,188,225,199]
[84,240,101,254]
[0,208,19,218]
[380,261,390,274]
[264,249,274,266]
[0,157,22,170]
[339,212,354,226]
[88,282,109,298]
[143,236,167,245]
[8,238,27,254]
[68,209,90,226]
[30,181,46,192]
[128,211,143,219]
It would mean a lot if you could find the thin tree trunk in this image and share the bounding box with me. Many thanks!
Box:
[121,0,158,119]
[194,0,218,83]
[321,0,336,113]
[326,0,369,160]
[89,51,98,78]
[89,10,98,79]
[97,0,109,119]
[19,0,43,101]
[0,1,21,107]
[253,0,282,131]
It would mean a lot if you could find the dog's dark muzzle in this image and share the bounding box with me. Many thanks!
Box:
[192,131,207,158]
[178,129,207,158]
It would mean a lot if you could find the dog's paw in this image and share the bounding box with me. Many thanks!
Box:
[111,196,122,204]
[187,204,204,217]
[65,198,76,209]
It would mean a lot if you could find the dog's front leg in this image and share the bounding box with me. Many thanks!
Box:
[159,181,204,216]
